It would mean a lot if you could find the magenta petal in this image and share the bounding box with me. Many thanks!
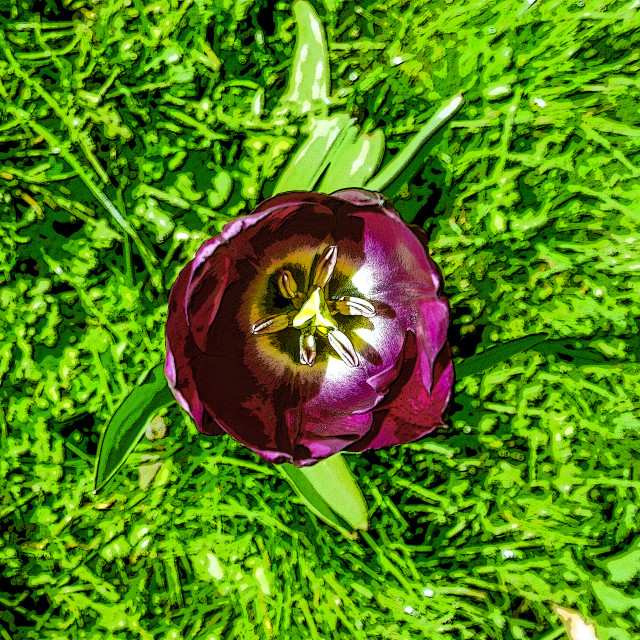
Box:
[251,449,295,465]
[347,334,453,452]
[382,334,453,432]
[297,412,373,461]
[416,298,450,391]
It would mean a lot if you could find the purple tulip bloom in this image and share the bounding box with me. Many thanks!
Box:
[165,189,454,467]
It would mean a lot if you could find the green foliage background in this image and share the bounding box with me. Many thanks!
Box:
[1,0,640,638]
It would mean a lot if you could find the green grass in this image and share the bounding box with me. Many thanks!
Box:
[1,0,640,638]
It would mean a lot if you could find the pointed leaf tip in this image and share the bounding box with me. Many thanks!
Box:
[280,453,368,536]
[94,364,175,493]
[278,0,330,116]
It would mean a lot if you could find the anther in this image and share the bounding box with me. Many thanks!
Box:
[278,269,306,309]
[251,244,370,368]
[299,330,316,366]
[251,313,291,335]
[327,329,359,367]
[278,269,298,298]
[311,245,338,289]
[333,296,376,318]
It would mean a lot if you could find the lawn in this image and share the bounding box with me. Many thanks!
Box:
[1,0,640,638]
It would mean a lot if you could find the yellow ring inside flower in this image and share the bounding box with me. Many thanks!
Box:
[245,244,377,371]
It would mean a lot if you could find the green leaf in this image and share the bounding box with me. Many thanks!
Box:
[277,0,330,116]
[366,93,464,192]
[456,333,548,379]
[94,364,174,493]
[317,129,386,192]
[279,453,368,538]
[272,114,356,194]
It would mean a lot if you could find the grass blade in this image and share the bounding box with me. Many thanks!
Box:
[366,93,464,192]
[456,333,548,379]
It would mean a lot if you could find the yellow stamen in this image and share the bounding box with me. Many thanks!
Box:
[251,245,375,368]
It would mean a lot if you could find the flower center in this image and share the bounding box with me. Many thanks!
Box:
[292,287,338,332]
[250,245,376,368]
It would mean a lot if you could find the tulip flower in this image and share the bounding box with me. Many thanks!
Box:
[164,188,454,467]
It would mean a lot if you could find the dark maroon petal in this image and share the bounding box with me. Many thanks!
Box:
[188,251,233,353]
[188,351,298,457]
[164,264,224,436]
[191,193,410,425]
[190,332,380,464]
[165,194,348,463]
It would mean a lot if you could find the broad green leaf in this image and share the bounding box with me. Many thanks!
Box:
[273,114,356,194]
[94,364,174,493]
[278,0,330,116]
[300,454,369,530]
[317,129,386,192]
[279,453,368,538]
[456,333,548,379]
[366,93,464,192]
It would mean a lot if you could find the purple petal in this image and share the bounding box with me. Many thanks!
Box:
[347,333,453,452]
[416,298,450,392]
